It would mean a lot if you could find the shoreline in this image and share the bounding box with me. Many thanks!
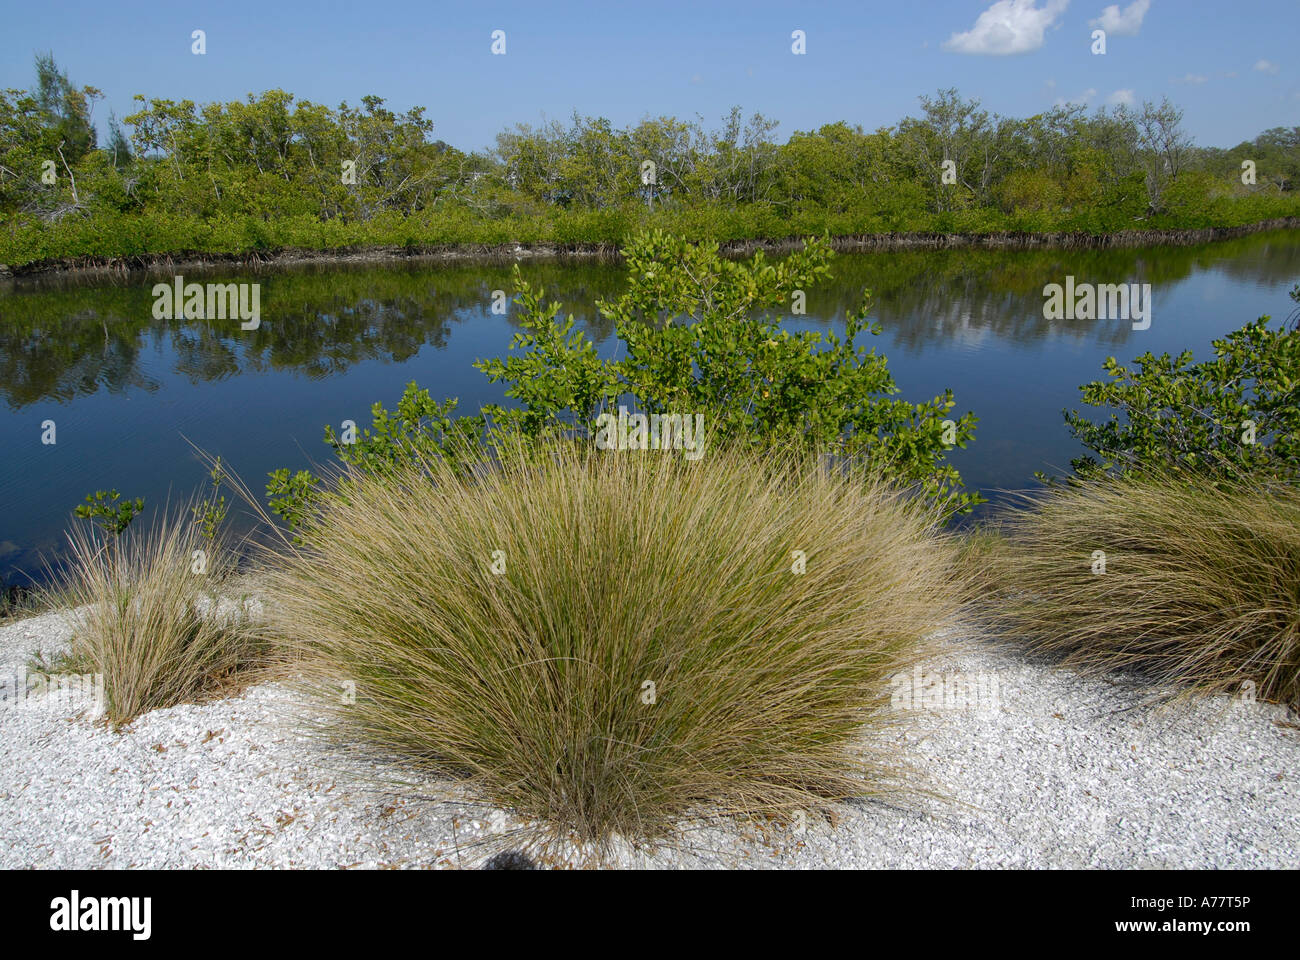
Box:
[4,216,1298,281]
[3,607,1296,868]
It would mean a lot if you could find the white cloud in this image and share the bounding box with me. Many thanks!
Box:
[1089,0,1151,36]
[1107,88,1136,106]
[1254,59,1280,76]
[943,0,1069,56]
[1173,73,1207,84]
[1054,87,1098,107]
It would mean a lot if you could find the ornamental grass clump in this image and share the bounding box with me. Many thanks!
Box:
[48,516,264,728]
[990,471,1300,708]
[262,438,965,847]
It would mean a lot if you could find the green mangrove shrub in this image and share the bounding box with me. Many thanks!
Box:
[1053,315,1300,483]
[267,231,981,524]
[74,489,144,538]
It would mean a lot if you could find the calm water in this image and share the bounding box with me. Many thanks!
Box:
[2,230,1298,584]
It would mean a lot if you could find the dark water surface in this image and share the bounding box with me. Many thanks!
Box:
[2,230,1297,584]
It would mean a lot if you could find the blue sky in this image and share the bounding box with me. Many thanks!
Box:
[2,0,1296,151]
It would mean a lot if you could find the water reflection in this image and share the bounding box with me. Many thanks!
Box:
[1,231,1297,584]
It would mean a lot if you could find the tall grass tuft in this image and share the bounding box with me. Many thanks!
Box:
[990,471,1300,708]
[262,439,964,847]
[49,516,264,728]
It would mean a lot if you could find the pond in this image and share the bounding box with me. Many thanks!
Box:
[2,229,1297,585]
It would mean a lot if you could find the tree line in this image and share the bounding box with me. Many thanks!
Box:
[2,53,1297,264]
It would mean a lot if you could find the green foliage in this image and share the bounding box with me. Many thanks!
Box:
[33,52,100,162]
[2,66,1298,268]
[1057,316,1300,482]
[267,232,982,522]
[265,469,320,532]
[474,267,621,436]
[1210,126,1300,194]
[599,232,981,509]
[74,489,144,537]
[0,53,101,222]
[997,169,1063,213]
[323,385,482,476]
[191,457,229,541]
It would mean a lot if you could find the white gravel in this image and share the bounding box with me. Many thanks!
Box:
[2,610,1297,869]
